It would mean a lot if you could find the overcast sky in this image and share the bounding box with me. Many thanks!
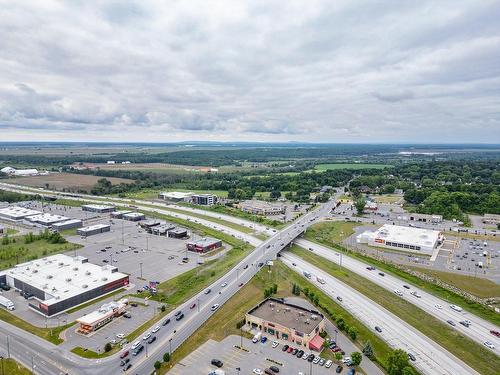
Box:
[1,0,499,143]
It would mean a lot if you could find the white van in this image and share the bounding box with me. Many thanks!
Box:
[252,332,262,343]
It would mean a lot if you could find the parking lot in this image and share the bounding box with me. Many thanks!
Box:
[168,335,351,375]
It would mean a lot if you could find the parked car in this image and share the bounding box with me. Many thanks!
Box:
[272,341,279,348]
[211,359,223,368]
[261,336,267,343]
[281,344,289,351]
[142,332,151,341]
[269,365,280,373]
[292,348,298,355]
[123,363,132,371]
[116,333,125,339]
[152,325,160,333]
[147,336,156,344]
[287,346,294,353]
[325,360,332,368]
[307,354,315,362]
[253,369,263,375]
[120,358,130,366]
[162,318,171,326]
[313,357,320,364]
[319,358,325,366]
[132,344,144,356]
[336,365,343,373]
[119,350,129,359]
[123,312,132,318]
[296,350,304,358]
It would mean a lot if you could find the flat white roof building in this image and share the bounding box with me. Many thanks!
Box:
[357,224,443,255]
[0,206,41,221]
[25,213,69,226]
[158,191,194,202]
[0,254,129,316]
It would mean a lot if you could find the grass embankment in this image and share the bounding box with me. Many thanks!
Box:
[304,220,359,243]
[303,221,500,326]
[407,267,500,299]
[290,246,500,375]
[0,233,82,270]
[2,358,32,375]
[0,308,72,345]
[65,288,126,314]
[158,261,394,374]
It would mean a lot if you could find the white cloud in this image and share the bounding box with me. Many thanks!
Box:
[0,0,499,142]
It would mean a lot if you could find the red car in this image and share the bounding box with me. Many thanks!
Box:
[332,347,342,352]
[287,346,294,353]
[120,350,129,359]
[490,330,500,337]
[190,303,196,309]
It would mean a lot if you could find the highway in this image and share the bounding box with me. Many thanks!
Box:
[296,238,500,353]
[281,253,480,375]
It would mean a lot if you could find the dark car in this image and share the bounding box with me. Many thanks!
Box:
[162,318,171,326]
[375,326,382,333]
[175,313,184,321]
[0,283,11,291]
[270,365,280,373]
[190,303,196,309]
[281,344,289,352]
[347,369,355,375]
[243,264,249,269]
[447,320,456,326]
[120,358,130,366]
[211,359,223,368]
[132,344,144,356]
[264,369,274,375]
[147,336,156,344]
[291,348,298,355]
[408,353,416,361]
[307,354,315,362]
[336,365,343,373]
[403,285,410,289]
[123,312,132,318]
[336,296,343,302]
[174,310,182,317]
[123,363,132,371]
[204,289,211,295]
[258,262,264,267]
[378,272,385,277]
[296,350,304,358]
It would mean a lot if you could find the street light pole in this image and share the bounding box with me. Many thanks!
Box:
[197,298,200,312]
[140,262,143,279]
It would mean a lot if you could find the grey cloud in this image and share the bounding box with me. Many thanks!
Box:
[372,90,415,103]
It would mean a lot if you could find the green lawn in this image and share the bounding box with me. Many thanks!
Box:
[158,261,394,374]
[407,267,500,299]
[125,188,229,200]
[314,163,392,171]
[1,358,32,375]
[290,246,499,375]
[304,221,360,243]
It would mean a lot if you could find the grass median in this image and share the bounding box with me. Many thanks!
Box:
[1,358,32,375]
[290,245,500,375]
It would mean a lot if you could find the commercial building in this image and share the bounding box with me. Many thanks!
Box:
[356,224,444,255]
[158,191,194,203]
[0,254,129,316]
[395,213,443,223]
[110,210,132,219]
[168,227,188,238]
[237,200,285,216]
[0,166,40,176]
[139,220,161,233]
[122,212,145,221]
[151,224,175,236]
[0,206,41,221]
[25,213,69,226]
[77,224,111,236]
[186,237,222,253]
[245,298,326,351]
[81,204,116,213]
[191,194,217,206]
[52,219,83,231]
[76,299,129,334]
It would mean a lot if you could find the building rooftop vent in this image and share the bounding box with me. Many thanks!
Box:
[32,269,38,273]
[82,284,88,288]
[101,277,108,281]
[85,271,91,275]
[58,262,64,266]
[73,267,78,271]
[66,278,72,282]
[47,275,53,279]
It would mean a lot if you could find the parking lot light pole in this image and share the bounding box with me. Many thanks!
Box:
[139,263,143,279]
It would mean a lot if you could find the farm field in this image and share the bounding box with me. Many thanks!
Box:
[7,172,133,192]
[314,163,393,171]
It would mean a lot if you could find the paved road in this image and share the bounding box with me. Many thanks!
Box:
[296,238,500,353]
[281,253,480,375]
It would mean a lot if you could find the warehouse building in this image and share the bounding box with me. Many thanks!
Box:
[168,227,188,238]
[0,254,129,316]
[110,210,132,219]
[0,206,41,221]
[81,204,115,213]
[76,299,129,334]
[238,200,285,216]
[152,223,175,236]
[77,224,111,236]
[191,194,217,206]
[394,212,443,223]
[52,219,83,231]
[139,220,161,233]
[25,213,69,226]
[158,191,193,202]
[356,224,444,255]
[245,298,326,351]
[186,237,222,253]
[122,212,145,221]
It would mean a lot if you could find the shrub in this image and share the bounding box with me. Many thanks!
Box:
[104,342,112,352]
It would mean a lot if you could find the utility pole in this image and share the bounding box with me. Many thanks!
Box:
[6,337,9,358]
[140,262,143,279]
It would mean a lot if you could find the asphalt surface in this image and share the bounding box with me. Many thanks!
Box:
[281,253,480,375]
[296,238,500,353]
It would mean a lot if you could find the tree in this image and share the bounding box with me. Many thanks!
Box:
[272,284,278,294]
[351,351,362,366]
[163,352,170,362]
[348,326,357,340]
[355,198,366,214]
[270,190,281,199]
[335,352,343,362]
[387,349,411,375]
[362,341,374,358]
[104,342,112,352]
[336,317,345,331]
[154,361,162,370]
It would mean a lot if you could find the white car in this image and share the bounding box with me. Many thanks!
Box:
[142,332,151,341]
[410,291,421,298]
[253,369,263,375]
[131,341,141,350]
[116,333,125,339]
[325,360,333,368]
[302,352,309,360]
[434,304,443,309]
[211,303,220,311]
[221,282,227,287]
[272,341,279,348]
[450,304,463,312]
[484,341,495,349]
[110,339,117,344]
[463,320,472,325]
[342,356,351,364]
[394,289,403,296]
[313,356,320,364]
[152,325,160,333]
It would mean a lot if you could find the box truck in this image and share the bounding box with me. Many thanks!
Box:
[0,295,15,311]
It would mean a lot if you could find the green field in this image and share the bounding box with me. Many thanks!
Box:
[291,246,499,375]
[124,188,229,200]
[314,163,392,171]
[304,221,361,243]
[1,358,32,375]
